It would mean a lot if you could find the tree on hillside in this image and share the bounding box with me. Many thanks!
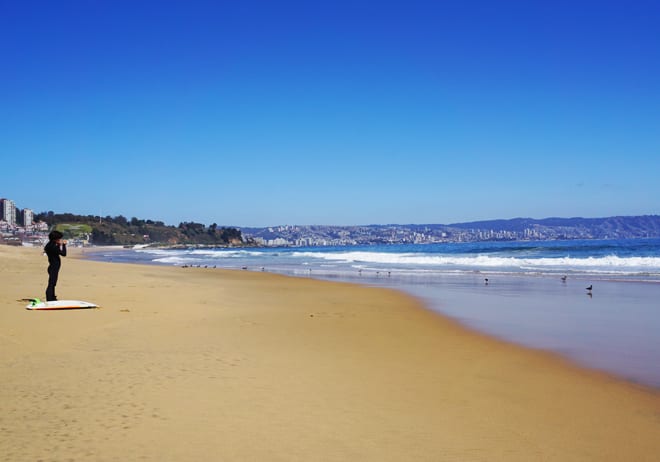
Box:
[32,210,243,245]
[114,215,128,226]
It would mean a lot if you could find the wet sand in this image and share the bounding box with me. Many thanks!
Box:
[1,245,659,461]
[373,273,660,388]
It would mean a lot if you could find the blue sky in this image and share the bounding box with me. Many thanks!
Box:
[1,1,658,227]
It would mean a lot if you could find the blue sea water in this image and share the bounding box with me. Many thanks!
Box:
[91,238,660,279]
[85,239,660,388]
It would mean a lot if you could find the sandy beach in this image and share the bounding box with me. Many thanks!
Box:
[1,245,659,461]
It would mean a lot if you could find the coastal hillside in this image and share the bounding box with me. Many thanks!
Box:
[448,215,660,237]
[33,212,244,246]
[6,210,659,247]
[241,215,660,246]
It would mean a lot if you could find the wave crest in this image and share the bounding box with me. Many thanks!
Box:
[292,251,660,270]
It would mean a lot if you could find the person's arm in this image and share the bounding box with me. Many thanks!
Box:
[60,241,67,257]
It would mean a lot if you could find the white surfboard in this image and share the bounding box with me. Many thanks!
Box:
[26,299,98,310]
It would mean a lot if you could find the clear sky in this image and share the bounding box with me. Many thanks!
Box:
[1,1,658,227]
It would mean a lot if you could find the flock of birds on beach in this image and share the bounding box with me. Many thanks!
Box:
[180,264,594,296]
[483,275,593,296]
[484,275,594,297]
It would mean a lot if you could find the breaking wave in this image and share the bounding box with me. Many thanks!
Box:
[290,251,660,274]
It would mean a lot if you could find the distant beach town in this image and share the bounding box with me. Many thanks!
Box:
[0,198,51,246]
[2,196,660,248]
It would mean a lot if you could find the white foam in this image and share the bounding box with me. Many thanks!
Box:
[139,248,265,259]
[132,248,660,276]
[292,251,660,271]
[152,256,196,264]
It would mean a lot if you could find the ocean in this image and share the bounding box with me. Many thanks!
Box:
[85,238,660,388]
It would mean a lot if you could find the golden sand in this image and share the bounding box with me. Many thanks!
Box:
[1,245,659,461]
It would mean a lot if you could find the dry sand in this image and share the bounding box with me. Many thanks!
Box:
[1,245,659,461]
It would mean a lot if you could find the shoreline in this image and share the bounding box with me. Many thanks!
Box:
[2,245,659,461]
[81,246,660,389]
[80,242,660,283]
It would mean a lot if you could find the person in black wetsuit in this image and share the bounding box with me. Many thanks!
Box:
[44,230,67,301]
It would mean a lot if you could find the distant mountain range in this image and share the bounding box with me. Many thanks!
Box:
[446,215,660,235]
[7,209,659,247]
[241,215,660,246]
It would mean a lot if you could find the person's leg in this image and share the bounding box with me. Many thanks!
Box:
[46,267,59,301]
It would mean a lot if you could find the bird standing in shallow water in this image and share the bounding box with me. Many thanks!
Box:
[586,285,593,291]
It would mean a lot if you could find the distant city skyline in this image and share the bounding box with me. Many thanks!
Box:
[2,193,658,239]
[3,192,658,248]
[1,1,658,227]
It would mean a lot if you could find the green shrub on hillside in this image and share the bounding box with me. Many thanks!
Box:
[36,212,243,246]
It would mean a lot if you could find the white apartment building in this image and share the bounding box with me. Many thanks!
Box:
[1,198,16,225]
[23,208,34,228]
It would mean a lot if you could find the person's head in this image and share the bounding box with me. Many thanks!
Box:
[48,230,64,242]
